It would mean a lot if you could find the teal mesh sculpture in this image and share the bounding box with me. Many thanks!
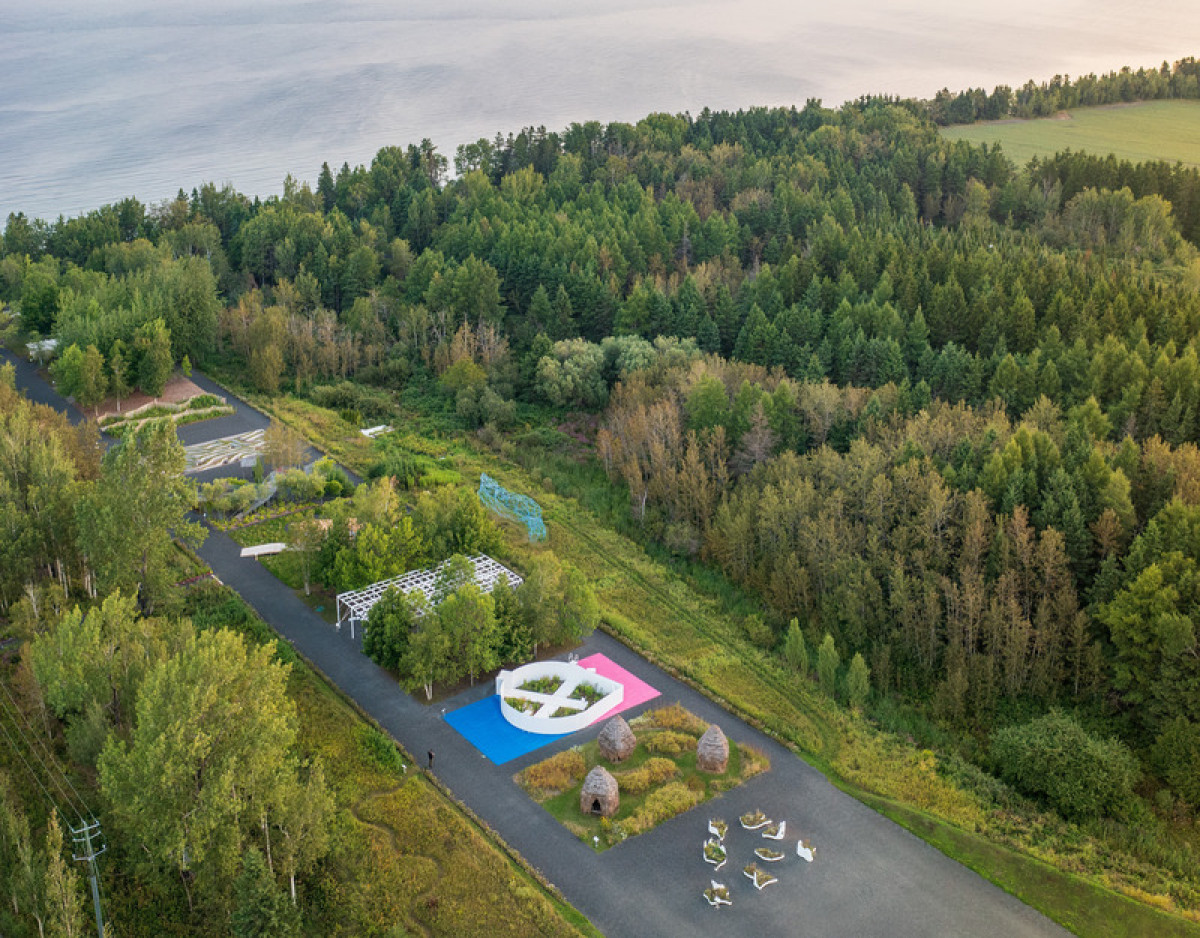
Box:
[479,473,547,540]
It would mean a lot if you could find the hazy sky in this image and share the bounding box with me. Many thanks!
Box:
[2,0,1198,218]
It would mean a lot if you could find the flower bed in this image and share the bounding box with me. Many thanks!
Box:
[569,681,605,707]
[740,810,770,830]
[704,882,731,907]
[754,846,785,862]
[504,696,540,714]
[516,705,769,851]
[100,393,234,435]
[496,661,622,734]
[703,838,727,870]
[762,820,785,840]
[703,881,731,908]
[518,675,563,695]
[743,862,778,890]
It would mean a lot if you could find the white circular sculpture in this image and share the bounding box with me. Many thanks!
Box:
[495,660,624,734]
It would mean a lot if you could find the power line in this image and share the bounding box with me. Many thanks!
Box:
[0,678,107,936]
[0,673,95,818]
[0,701,62,817]
[0,682,90,822]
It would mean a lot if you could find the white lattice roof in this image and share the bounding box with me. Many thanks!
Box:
[336,554,522,625]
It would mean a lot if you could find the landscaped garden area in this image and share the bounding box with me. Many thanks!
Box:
[515,704,768,850]
[701,808,817,909]
[100,391,235,435]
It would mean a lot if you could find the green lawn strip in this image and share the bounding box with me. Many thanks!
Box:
[167,539,210,582]
[224,507,317,545]
[519,726,762,850]
[186,583,595,938]
[856,790,1200,938]
[941,100,1200,168]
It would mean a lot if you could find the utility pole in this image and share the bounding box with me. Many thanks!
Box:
[70,818,107,938]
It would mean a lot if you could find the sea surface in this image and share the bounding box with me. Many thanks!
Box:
[2,0,1199,221]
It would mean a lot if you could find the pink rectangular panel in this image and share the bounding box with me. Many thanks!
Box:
[576,653,661,722]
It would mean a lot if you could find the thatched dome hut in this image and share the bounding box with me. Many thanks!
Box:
[597,715,637,762]
[696,724,729,773]
[580,765,619,817]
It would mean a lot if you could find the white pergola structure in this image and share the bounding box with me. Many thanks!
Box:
[335,554,523,638]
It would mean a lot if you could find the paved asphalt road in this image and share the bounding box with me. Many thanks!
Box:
[2,347,88,425]
[197,526,1069,938]
[175,371,272,445]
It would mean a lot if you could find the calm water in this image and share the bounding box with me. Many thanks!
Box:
[2,0,1199,221]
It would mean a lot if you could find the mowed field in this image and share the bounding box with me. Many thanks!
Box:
[941,99,1200,167]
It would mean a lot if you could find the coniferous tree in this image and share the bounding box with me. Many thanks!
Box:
[818,633,841,698]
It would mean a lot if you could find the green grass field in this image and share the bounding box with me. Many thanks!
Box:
[941,100,1200,168]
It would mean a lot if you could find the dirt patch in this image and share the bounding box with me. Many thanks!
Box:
[93,371,208,419]
[1049,110,1072,121]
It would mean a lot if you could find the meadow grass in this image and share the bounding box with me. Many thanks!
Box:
[941,100,1200,168]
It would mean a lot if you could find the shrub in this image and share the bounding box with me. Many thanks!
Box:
[419,468,464,487]
[517,676,563,695]
[640,703,707,735]
[356,725,406,774]
[569,682,605,707]
[642,730,694,757]
[520,748,585,793]
[309,380,393,420]
[369,448,429,488]
[613,757,678,795]
[623,782,703,836]
[990,710,1141,820]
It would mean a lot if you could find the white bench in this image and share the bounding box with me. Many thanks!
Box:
[239,542,286,558]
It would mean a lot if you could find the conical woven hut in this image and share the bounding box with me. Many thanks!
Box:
[580,765,619,817]
[696,724,729,773]
[597,715,637,762]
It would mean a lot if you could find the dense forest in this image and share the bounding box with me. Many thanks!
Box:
[4,55,1200,932]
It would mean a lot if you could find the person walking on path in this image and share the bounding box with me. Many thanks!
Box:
[427,749,435,770]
